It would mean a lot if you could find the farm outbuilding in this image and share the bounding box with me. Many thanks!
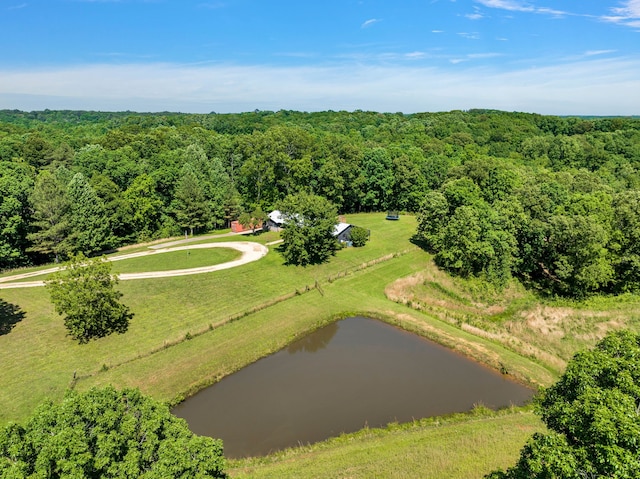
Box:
[333,223,353,243]
[266,210,286,231]
[267,210,362,245]
[231,220,262,233]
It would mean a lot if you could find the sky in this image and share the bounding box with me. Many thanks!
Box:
[1,0,639,115]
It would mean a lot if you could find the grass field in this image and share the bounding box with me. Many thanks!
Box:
[1,212,636,478]
[110,247,241,274]
[228,408,545,479]
[1,214,440,422]
[1,245,243,283]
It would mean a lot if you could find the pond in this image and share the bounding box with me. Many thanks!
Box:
[172,316,533,458]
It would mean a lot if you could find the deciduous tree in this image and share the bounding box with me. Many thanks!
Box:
[47,253,133,343]
[487,330,640,479]
[279,192,338,266]
[349,225,369,247]
[361,147,395,211]
[238,206,267,233]
[121,174,163,241]
[0,161,32,269]
[0,386,228,478]
[67,172,112,255]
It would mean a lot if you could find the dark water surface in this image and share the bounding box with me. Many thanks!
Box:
[172,316,533,458]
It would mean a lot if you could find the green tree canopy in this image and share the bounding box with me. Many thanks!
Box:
[435,202,517,284]
[416,190,449,251]
[47,253,133,343]
[121,174,163,242]
[0,386,227,478]
[238,205,267,233]
[361,147,395,211]
[67,172,112,255]
[0,161,33,269]
[487,330,640,479]
[171,163,211,236]
[349,225,369,247]
[279,192,338,266]
[27,169,72,263]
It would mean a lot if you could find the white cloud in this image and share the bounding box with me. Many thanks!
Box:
[457,32,481,39]
[474,0,569,16]
[585,50,616,56]
[603,0,640,27]
[474,0,533,12]
[468,53,502,59]
[0,59,639,115]
[449,52,501,64]
[361,18,381,28]
[8,3,28,9]
[465,5,485,20]
[612,0,640,17]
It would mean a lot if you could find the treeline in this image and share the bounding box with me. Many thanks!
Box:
[1,109,640,296]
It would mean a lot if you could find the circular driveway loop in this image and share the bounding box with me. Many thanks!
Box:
[0,242,269,289]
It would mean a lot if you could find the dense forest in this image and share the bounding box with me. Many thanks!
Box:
[1,109,640,297]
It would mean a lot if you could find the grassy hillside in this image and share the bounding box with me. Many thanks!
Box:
[0,213,428,421]
[385,266,640,377]
[3,212,640,477]
[229,408,544,479]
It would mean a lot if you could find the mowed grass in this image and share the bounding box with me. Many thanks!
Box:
[0,263,57,279]
[1,244,243,283]
[110,247,241,274]
[0,213,556,478]
[228,408,545,479]
[0,214,436,422]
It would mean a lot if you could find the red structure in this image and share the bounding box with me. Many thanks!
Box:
[231,220,262,233]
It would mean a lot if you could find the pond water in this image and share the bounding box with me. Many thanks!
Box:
[172,316,533,458]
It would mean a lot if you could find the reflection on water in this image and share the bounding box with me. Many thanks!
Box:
[172,317,533,458]
[287,321,338,354]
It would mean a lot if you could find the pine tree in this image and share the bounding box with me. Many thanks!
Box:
[171,163,211,236]
[67,172,112,255]
[27,170,72,263]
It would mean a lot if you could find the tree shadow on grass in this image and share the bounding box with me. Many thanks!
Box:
[0,299,26,336]
[410,234,432,252]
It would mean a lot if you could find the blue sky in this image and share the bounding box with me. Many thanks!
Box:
[1,0,639,114]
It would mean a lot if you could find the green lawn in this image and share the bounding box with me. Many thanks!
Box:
[2,245,243,283]
[2,214,445,422]
[0,213,557,478]
[228,408,545,479]
[110,247,241,274]
[0,263,58,279]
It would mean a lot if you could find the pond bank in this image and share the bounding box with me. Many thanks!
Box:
[173,317,534,458]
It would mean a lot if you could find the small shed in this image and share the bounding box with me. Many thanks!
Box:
[386,211,400,220]
[333,223,353,243]
[266,210,286,231]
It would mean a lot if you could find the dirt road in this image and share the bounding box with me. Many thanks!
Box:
[0,241,268,289]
